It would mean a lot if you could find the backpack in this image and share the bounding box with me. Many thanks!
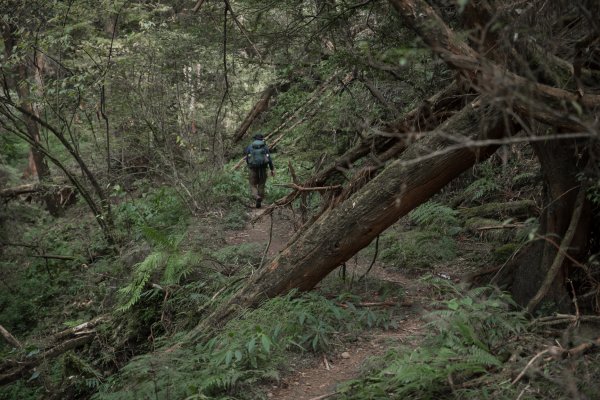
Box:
[247,139,269,168]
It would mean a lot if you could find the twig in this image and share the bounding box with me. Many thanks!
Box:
[564,336,600,357]
[516,385,530,400]
[568,279,580,324]
[192,0,206,13]
[223,0,262,60]
[337,301,397,308]
[512,349,549,385]
[532,314,600,327]
[476,223,524,231]
[30,254,76,261]
[307,392,339,400]
[323,354,331,371]
[259,214,274,269]
[274,183,342,192]
[358,235,379,281]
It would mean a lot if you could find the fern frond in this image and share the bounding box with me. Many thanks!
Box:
[408,201,458,227]
[117,251,168,312]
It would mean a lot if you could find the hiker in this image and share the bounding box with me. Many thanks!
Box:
[245,133,275,208]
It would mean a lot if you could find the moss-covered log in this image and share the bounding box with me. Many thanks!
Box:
[459,200,537,220]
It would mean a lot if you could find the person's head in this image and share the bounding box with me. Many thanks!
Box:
[253,132,264,140]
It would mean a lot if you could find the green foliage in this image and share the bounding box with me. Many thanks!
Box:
[0,380,42,400]
[493,243,520,263]
[380,230,457,270]
[211,242,263,270]
[223,203,249,230]
[117,228,201,312]
[95,291,394,399]
[462,163,501,204]
[463,176,500,202]
[114,187,189,240]
[340,285,527,399]
[0,133,27,165]
[408,201,460,233]
[210,170,249,205]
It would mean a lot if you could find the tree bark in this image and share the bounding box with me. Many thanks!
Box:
[386,0,598,313]
[458,200,537,220]
[508,140,592,311]
[232,84,279,143]
[189,100,513,338]
[526,184,587,313]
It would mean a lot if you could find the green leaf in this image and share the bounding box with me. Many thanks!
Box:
[234,350,243,362]
[447,299,459,311]
[28,371,40,381]
[247,337,256,354]
[261,334,271,353]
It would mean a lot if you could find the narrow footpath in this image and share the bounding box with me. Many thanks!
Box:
[224,208,428,400]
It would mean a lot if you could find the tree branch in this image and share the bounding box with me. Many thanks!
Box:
[0,325,22,349]
[388,0,600,131]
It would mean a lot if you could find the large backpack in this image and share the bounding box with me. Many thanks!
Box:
[247,139,269,168]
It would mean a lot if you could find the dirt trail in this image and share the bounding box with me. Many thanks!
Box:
[225,208,292,256]
[225,207,427,400]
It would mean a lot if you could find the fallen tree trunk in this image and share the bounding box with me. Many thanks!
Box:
[0,183,76,212]
[232,84,280,143]
[459,200,538,220]
[189,100,513,338]
[0,336,93,385]
[259,81,465,217]
[0,316,106,386]
[388,0,598,312]
[0,183,41,198]
[0,325,22,349]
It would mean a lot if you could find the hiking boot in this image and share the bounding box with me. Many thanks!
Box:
[256,198,262,208]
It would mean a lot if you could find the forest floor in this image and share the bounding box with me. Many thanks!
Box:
[225,206,431,400]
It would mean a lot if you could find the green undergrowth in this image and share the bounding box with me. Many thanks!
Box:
[337,279,600,400]
[376,201,461,272]
[94,288,400,400]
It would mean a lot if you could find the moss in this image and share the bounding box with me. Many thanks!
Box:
[493,243,520,263]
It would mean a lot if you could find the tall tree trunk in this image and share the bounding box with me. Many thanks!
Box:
[1,24,60,215]
[507,139,591,311]
[232,84,280,143]
[189,101,513,338]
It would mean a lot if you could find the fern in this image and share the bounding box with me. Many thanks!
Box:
[117,252,168,312]
[408,201,459,228]
[463,176,499,201]
[116,228,202,312]
[340,285,526,399]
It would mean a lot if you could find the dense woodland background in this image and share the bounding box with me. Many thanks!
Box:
[1,0,599,399]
